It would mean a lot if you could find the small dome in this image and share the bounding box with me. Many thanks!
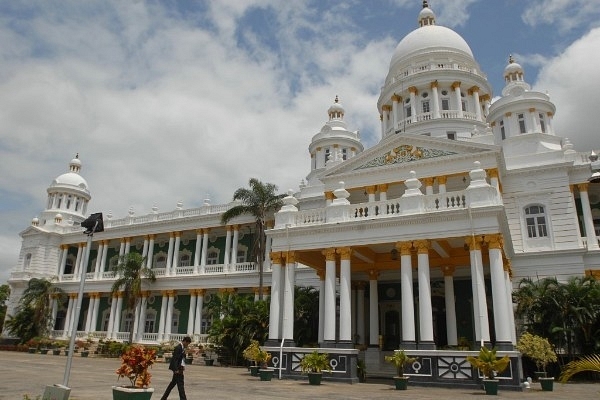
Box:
[504,55,524,77]
[53,172,89,190]
[328,96,345,114]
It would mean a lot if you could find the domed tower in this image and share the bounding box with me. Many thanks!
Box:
[39,154,91,228]
[378,1,492,141]
[306,96,364,185]
[487,56,558,161]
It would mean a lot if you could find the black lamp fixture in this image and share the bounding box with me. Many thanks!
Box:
[390,248,398,260]
[81,212,104,234]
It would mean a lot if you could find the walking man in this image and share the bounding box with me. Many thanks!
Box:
[160,336,192,400]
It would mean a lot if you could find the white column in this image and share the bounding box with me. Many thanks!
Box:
[579,184,599,249]
[166,233,175,275]
[195,290,204,334]
[468,236,490,345]
[124,238,131,255]
[504,264,517,345]
[94,242,104,279]
[264,225,273,270]
[133,298,142,340]
[442,267,458,346]
[338,248,352,342]
[453,82,463,118]
[268,254,283,341]
[323,248,337,342]
[399,243,415,344]
[194,230,202,269]
[158,292,168,342]
[378,184,388,202]
[318,274,325,343]
[471,86,482,120]
[201,230,209,268]
[172,232,181,270]
[368,273,379,347]
[391,95,400,131]
[431,82,440,119]
[223,227,232,269]
[84,295,96,332]
[73,244,83,277]
[187,290,197,336]
[231,226,239,270]
[146,235,155,269]
[356,283,365,345]
[91,293,101,333]
[63,295,74,337]
[486,235,512,345]
[142,236,149,258]
[51,296,59,330]
[136,294,148,342]
[382,105,390,134]
[107,294,118,339]
[100,240,109,275]
[119,239,126,258]
[58,245,68,278]
[416,240,434,346]
[409,88,417,123]
[165,292,174,337]
[113,294,124,337]
[282,253,296,341]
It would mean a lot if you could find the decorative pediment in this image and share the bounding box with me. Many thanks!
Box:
[356,144,457,170]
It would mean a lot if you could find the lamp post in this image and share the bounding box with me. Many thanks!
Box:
[62,213,104,387]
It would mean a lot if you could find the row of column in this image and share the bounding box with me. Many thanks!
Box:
[268,235,516,350]
[380,81,491,135]
[56,223,271,279]
[575,183,599,250]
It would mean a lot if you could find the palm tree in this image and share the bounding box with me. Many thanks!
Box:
[4,277,63,342]
[220,178,285,300]
[559,354,600,382]
[111,252,156,344]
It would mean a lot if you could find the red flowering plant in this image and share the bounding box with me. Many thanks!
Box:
[115,345,157,388]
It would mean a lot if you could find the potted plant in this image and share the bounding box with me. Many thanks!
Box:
[243,340,261,377]
[203,343,215,366]
[254,347,273,381]
[113,345,157,400]
[384,350,418,390]
[299,350,331,385]
[516,332,557,391]
[467,347,510,395]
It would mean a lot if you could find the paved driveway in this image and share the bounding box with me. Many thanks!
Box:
[0,351,598,399]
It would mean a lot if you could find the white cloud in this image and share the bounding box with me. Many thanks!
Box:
[522,0,600,33]
[533,27,600,151]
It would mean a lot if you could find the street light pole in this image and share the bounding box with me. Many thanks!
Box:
[62,213,103,387]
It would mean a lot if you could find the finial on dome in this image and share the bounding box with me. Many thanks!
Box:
[75,152,79,159]
[423,0,429,8]
[508,54,514,64]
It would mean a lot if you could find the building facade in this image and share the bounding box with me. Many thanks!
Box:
[4,1,600,388]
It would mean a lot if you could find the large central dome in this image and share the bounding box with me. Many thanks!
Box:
[390,24,474,68]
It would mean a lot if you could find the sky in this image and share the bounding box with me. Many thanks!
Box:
[1,0,600,284]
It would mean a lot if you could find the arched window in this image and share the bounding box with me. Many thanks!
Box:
[145,310,157,333]
[24,253,32,269]
[525,205,548,238]
[207,248,220,265]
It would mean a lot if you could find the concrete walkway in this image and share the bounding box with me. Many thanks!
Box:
[1,351,598,399]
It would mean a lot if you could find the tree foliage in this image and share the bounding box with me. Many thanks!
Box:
[220,178,285,300]
[205,291,269,366]
[0,284,10,333]
[111,252,156,343]
[4,278,63,342]
[294,286,319,347]
[513,276,600,355]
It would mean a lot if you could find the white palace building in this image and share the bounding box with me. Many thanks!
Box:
[4,1,600,388]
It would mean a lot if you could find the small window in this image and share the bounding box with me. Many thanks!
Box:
[24,253,32,269]
[500,120,506,140]
[518,113,526,133]
[441,90,448,96]
[342,148,347,160]
[539,113,546,133]
[57,195,62,209]
[207,251,219,265]
[75,197,81,212]
[461,100,467,112]
[155,255,167,269]
[179,254,191,267]
[66,195,72,209]
[236,249,247,263]
[324,148,330,164]
[441,99,449,111]
[405,106,412,117]
[447,131,456,140]
[422,100,430,113]
[421,92,429,98]
[525,205,548,238]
